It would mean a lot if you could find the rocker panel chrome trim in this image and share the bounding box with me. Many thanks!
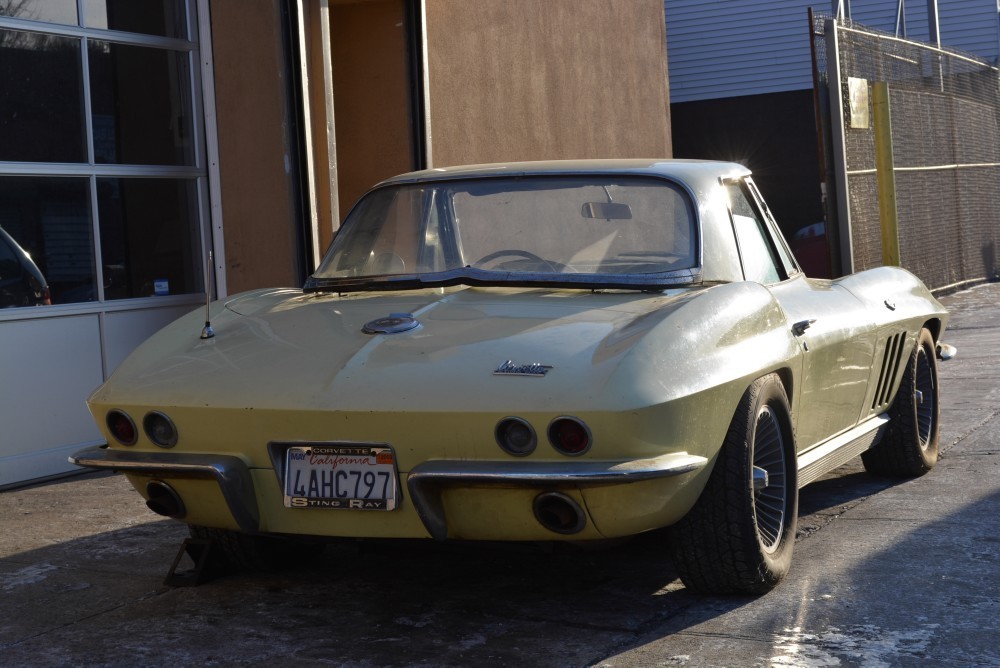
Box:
[796,414,890,488]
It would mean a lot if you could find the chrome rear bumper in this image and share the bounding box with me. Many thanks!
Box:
[71,446,707,540]
[406,453,708,539]
[70,446,260,533]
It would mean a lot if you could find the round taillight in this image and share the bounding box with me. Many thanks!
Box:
[106,410,137,446]
[547,417,592,456]
[143,411,178,448]
[495,417,537,456]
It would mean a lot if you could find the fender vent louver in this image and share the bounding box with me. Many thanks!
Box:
[872,332,906,410]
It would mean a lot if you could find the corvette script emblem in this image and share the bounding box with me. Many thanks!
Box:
[493,360,553,377]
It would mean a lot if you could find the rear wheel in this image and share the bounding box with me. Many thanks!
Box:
[668,374,798,594]
[188,525,324,572]
[862,327,940,477]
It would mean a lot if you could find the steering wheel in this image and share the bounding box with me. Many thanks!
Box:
[474,249,566,273]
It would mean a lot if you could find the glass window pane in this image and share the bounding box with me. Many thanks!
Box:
[82,0,187,39]
[0,0,78,26]
[727,183,782,285]
[747,179,798,275]
[0,30,86,163]
[317,177,697,279]
[89,41,195,165]
[0,176,95,306]
[97,178,202,299]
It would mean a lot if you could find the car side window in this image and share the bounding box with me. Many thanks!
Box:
[726,183,783,284]
[744,178,799,278]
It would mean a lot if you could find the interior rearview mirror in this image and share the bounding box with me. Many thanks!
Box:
[581,202,633,220]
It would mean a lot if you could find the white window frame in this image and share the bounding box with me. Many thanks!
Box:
[0,0,223,324]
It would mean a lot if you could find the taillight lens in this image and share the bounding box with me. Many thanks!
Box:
[106,410,137,445]
[143,411,178,448]
[495,417,537,456]
[548,417,591,455]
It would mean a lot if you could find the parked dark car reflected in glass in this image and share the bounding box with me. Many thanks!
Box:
[0,176,96,306]
[0,226,51,307]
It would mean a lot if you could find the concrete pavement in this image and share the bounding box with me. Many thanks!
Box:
[1,282,997,667]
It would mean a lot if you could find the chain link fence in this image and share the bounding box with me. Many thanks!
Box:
[812,14,1000,291]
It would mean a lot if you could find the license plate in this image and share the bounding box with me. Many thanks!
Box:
[283,444,398,510]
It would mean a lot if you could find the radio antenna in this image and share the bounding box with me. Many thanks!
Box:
[200,250,215,339]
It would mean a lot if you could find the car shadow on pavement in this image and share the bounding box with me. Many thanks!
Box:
[0,517,757,666]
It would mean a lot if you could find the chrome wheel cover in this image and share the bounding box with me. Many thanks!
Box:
[753,406,788,553]
[915,344,936,450]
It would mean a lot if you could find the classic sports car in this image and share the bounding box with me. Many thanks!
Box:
[72,160,952,594]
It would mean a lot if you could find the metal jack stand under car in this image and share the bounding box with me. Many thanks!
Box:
[164,536,231,587]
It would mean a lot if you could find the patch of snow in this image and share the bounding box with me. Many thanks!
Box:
[771,624,937,667]
[455,633,487,650]
[1,563,58,591]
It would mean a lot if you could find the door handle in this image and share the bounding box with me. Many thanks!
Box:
[792,319,816,336]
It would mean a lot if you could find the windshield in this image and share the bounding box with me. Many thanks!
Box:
[310,175,698,288]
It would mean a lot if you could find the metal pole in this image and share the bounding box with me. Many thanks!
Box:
[419,0,433,168]
[294,0,321,271]
[872,83,901,267]
[317,0,340,233]
[197,0,227,299]
[926,0,940,48]
[826,18,855,275]
[808,7,838,277]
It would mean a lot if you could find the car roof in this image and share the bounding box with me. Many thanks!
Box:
[379,159,751,190]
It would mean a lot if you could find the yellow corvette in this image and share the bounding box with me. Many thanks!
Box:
[72,161,951,594]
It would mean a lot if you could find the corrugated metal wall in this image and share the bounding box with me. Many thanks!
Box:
[939,0,1000,59]
[666,0,1000,104]
[665,0,822,103]
[853,0,999,59]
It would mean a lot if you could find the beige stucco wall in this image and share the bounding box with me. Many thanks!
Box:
[210,0,301,293]
[424,0,671,166]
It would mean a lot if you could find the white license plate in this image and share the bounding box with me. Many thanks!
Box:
[283,444,398,510]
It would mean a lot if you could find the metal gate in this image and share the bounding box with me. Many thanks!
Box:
[811,14,1000,291]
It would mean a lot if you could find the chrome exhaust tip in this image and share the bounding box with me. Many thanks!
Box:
[145,480,187,519]
[533,492,587,535]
